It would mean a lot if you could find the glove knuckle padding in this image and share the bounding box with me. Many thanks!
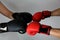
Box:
[33,12,42,22]
[26,21,40,36]
[12,12,32,23]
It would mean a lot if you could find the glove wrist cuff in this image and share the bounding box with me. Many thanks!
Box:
[39,24,52,35]
[42,11,51,19]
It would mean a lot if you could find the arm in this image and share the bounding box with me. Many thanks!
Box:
[51,8,60,16]
[0,1,13,19]
[0,1,60,19]
[50,28,60,38]
[49,9,60,38]
[0,2,32,23]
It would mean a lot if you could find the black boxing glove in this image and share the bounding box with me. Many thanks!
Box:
[12,12,32,23]
[0,20,27,34]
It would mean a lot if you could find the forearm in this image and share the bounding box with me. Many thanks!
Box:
[51,8,60,16]
[0,2,13,19]
[50,28,60,38]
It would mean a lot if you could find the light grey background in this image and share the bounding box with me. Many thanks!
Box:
[0,0,60,40]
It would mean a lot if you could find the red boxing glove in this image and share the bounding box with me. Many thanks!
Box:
[26,22,52,36]
[39,24,52,35]
[26,21,40,36]
[33,11,51,22]
[33,12,42,22]
[42,10,51,19]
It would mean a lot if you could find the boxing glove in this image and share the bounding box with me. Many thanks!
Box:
[0,20,27,34]
[26,21,40,36]
[33,12,42,22]
[12,12,32,23]
[33,11,51,22]
[26,21,52,36]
